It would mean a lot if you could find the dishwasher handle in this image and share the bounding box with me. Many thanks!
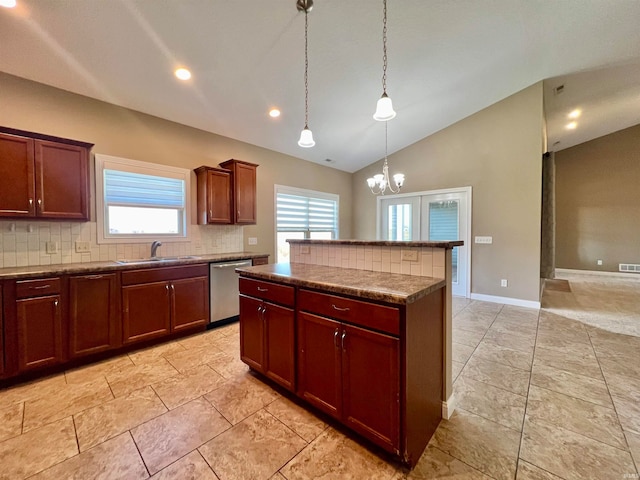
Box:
[210,261,252,269]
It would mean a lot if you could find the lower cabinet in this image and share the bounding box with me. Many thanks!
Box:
[69,273,120,358]
[0,285,4,376]
[16,278,64,372]
[298,295,400,454]
[239,277,295,391]
[122,265,209,345]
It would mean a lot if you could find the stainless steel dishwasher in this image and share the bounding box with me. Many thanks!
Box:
[209,259,252,325]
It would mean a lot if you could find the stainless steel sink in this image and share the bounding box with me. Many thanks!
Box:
[114,255,201,265]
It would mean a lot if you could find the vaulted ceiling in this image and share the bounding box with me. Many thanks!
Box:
[1,1,639,172]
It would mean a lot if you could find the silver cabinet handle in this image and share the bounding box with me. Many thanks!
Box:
[257,287,268,292]
[29,198,33,206]
[341,331,346,351]
[33,284,51,290]
[332,304,350,312]
[54,299,59,307]
[334,329,339,348]
[86,274,103,280]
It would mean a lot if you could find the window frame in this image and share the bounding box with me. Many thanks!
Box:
[95,154,191,244]
[274,184,339,263]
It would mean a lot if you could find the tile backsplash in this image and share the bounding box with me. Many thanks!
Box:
[0,220,243,268]
[289,243,447,279]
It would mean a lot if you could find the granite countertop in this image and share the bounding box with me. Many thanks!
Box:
[0,252,269,280]
[286,239,464,249]
[236,263,445,305]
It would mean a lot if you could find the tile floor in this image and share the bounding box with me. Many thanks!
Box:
[0,272,639,479]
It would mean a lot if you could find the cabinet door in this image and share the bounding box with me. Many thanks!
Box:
[122,282,171,344]
[0,133,35,217]
[0,286,4,376]
[16,295,63,371]
[69,273,120,358]
[234,162,256,224]
[239,294,265,371]
[297,312,342,419]
[207,169,232,224]
[264,302,295,391]
[35,140,89,220]
[171,276,209,331]
[342,323,400,454]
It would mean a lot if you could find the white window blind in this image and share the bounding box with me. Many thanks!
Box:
[275,185,339,263]
[104,170,185,209]
[277,193,337,232]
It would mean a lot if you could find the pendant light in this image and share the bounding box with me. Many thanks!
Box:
[367,122,404,195]
[297,0,315,148]
[373,0,396,121]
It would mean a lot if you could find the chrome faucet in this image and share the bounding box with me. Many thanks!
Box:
[150,240,162,258]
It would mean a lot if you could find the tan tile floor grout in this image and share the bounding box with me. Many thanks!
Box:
[0,275,639,478]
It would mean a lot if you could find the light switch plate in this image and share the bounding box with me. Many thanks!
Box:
[248,237,258,245]
[475,236,493,244]
[46,241,58,254]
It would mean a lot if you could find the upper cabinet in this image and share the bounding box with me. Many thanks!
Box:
[195,159,258,225]
[0,127,93,221]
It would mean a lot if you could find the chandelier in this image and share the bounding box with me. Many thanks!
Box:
[367,122,404,194]
[297,0,315,148]
[367,0,403,195]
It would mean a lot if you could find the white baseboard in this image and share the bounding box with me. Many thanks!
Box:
[556,268,640,280]
[442,394,456,420]
[470,293,540,310]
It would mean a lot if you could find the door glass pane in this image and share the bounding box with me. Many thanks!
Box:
[429,201,459,283]
[387,204,413,241]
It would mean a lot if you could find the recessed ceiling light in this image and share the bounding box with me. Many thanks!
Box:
[566,122,577,130]
[0,0,17,8]
[269,109,281,118]
[174,68,191,81]
[568,109,582,119]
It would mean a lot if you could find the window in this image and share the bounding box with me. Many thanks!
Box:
[95,154,190,243]
[275,185,339,263]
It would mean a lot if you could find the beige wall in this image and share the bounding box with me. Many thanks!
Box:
[352,83,545,302]
[0,73,352,262]
[555,123,640,272]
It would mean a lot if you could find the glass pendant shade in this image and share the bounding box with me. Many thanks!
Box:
[373,93,396,121]
[298,127,315,148]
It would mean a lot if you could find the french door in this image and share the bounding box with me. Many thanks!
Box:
[378,187,471,297]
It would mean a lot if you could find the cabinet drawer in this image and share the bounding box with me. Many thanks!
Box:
[122,264,208,286]
[239,277,294,306]
[298,289,399,336]
[16,278,61,299]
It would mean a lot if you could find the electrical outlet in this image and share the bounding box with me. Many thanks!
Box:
[75,241,91,253]
[46,241,58,254]
[597,259,603,266]
[248,237,258,245]
[401,249,418,262]
[501,279,508,287]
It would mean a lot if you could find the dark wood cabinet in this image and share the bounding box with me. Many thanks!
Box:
[0,286,4,376]
[297,299,400,454]
[122,264,209,345]
[69,273,120,358]
[220,159,258,224]
[252,256,269,266]
[194,166,232,224]
[0,128,92,220]
[15,278,64,372]
[239,277,295,391]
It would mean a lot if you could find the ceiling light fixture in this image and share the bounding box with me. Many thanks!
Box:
[269,108,281,118]
[566,121,577,130]
[373,0,396,121]
[568,109,582,119]
[0,0,17,8]
[297,0,315,148]
[367,122,404,195]
[174,68,191,81]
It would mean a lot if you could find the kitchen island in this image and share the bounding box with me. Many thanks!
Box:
[236,257,452,467]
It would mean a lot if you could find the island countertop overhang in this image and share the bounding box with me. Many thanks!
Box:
[236,262,445,305]
[286,239,463,249]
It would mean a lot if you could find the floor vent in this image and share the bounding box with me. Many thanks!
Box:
[619,264,640,273]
